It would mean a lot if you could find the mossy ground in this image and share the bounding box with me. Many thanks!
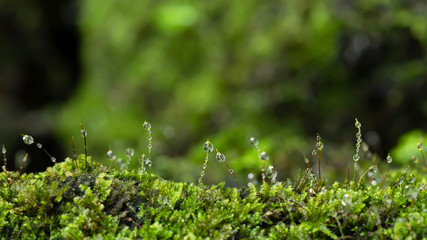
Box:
[1,154,427,239]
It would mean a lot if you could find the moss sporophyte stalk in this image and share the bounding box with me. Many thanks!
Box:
[1,119,427,239]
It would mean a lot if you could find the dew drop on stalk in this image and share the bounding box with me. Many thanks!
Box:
[316,142,324,150]
[143,121,151,130]
[2,145,6,154]
[36,143,42,149]
[353,154,360,162]
[386,154,392,164]
[229,169,234,175]
[107,150,116,160]
[260,152,269,161]
[248,173,254,180]
[203,140,214,153]
[356,143,361,148]
[250,137,258,145]
[417,142,423,151]
[22,135,34,145]
[51,157,56,163]
[216,152,225,163]
[356,132,361,139]
[355,119,361,128]
[407,174,416,184]
[304,155,309,164]
[80,129,87,138]
[312,150,317,156]
[126,147,134,157]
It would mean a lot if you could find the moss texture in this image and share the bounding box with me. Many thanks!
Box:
[1,153,427,239]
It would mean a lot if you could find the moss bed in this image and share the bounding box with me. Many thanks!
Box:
[0,152,426,239]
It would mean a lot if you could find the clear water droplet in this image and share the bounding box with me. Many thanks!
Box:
[228,169,234,175]
[316,134,321,141]
[304,155,309,164]
[386,154,392,164]
[316,142,324,150]
[417,142,423,151]
[407,174,416,184]
[144,155,150,165]
[356,132,362,139]
[248,173,254,179]
[2,145,6,154]
[357,138,362,144]
[250,137,258,145]
[355,119,361,128]
[312,149,317,156]
[143,121,151,130]
[216,152,226,163]
[107,150,116,160]
[80,129,87,138]
[22,135,34,145]
[51,157,56,163]
[36,143,42,149]
[268,165,274,172]
[356,143,361,148]
[126,148,134,157]
[203,140,214,153]
[148,135,153,140]
[368,166,377,177]
[371,180,377,186]
[260,152,269,161]
[353,154,360,162]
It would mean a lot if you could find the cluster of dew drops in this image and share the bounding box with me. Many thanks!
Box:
[22,134,56,163]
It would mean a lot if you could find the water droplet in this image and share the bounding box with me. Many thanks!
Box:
[250,137,258,145]
[386,154,392,164]
[355,119,361,128]
[248,173,254,179]
[304,155,309,164]
[316,134,321,141]
[22,135,34,145]
[407,174,416,184]
[107,150,116,160]
[368,166,377,177]
[148,135,153,140]
[260,152,269,161]
[417,142,423,151]
[268,165,274,172]
[51,157,56,163]
[371,180,377,186]
[356,132,362,139]
[356,143,361,148]
[316,142,324,151]
[353,154,360,162]
[80,130,87,138]
[144,155,150,165]
[2,145,6,154]
[229,169,234,175]
[143,121,151,130]
[357,138,362,144]
[216,152,226,163]
[203,140,214,153]
[36,143,42,149]
[126,148,134,157]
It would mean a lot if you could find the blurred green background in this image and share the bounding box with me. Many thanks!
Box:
[1,0,427,186]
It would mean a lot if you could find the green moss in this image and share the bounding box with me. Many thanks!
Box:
[1,153,427,239]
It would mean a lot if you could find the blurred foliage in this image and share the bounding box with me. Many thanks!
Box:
[55,0,427,184]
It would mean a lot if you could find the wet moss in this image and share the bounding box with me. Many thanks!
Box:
[1,153,427,239]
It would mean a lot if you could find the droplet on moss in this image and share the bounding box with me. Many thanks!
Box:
[386,154,392,164]
[203,140,214,153]
[260,152,269,161]
[22,135,34,145]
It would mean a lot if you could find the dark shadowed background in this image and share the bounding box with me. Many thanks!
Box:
[1,0,427,185]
